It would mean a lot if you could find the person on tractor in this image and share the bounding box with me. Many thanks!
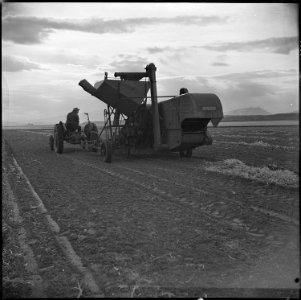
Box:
[179,87,189,95]
[66,107,81,133]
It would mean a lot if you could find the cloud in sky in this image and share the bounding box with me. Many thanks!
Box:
[156,69,298,113]
[212,62,229,67]
[2,15,229,44]
[212,54,230,67]
[108,54,150,72]
[34,51,103,69]
[2,55,44,72]
[159,73,276,96]
[2,2,28,17]
[202,36,298,55]
[226,81,275,99]
[146,46,173,54]
[2,81,108,124]
[2,3,298,124]
[215,69,298,80]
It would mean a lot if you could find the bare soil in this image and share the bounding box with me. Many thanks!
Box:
[2,126,299,298]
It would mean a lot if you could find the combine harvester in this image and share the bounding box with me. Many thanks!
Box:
[50,63,223,163]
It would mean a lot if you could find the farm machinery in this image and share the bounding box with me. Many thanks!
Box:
[49,111,99,154]
[50,63,223,162]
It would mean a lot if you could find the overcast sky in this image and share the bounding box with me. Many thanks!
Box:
[2,2,299,124]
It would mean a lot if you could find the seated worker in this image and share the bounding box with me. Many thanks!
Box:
[66,107,81,132]
[179,87,189,95]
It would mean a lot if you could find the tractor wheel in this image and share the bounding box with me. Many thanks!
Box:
[54,124,64,154]
[101,141,112,163]
[127,146,131,157]
[186,148,192,158]
[179,148,192,158]
[81,140,87,150]
[49,135,54,151]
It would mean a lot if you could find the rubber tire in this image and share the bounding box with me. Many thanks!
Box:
[49,135,54,151]
[179,148,192,158]
[101,141,112,163]
[54,124,64,154]
[186,148,192,158]
[81,140,87,150]
[127,146,131,158]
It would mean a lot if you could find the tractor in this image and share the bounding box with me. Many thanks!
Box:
[49,113,99,154]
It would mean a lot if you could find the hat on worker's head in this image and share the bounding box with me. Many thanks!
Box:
[73,107,80,112]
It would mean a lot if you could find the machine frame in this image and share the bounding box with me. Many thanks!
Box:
[49,63,223,163]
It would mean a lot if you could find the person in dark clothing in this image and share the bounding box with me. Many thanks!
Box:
[66,107,81,132]
[180,87,189,95]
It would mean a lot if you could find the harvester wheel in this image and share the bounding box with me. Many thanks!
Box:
[49,135,54,151]
[54,123,64,154]
[179,148,192,158]
[186,148,192,158]
[127,146,131,157]
[81,140,87,150]
[101,140,112,163]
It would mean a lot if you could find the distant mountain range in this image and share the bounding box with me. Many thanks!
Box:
[225,107,270,116]
[222,112,299,122]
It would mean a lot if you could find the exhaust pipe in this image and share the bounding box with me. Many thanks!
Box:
[145,63,161,151]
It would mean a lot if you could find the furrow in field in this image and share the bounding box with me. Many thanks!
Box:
[21,130,50,136]
[65,155,297,244]
[116,162,298,224]
[214,140,298,151]
[6,129,299,231]
[3,130,299,292]
[3,141,103,297]
[140,155,298,191]
[5,147,262,289]
[2,164,46,297]
[11,129,299,219]
[110,155,299,220]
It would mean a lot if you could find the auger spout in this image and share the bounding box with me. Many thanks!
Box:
[79,77,150,117]
[79,79,97,97]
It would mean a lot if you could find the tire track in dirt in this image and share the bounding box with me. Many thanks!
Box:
[114,163,299,225]
[57,154,280,289]
[34,146,261,238]
[66,155,296,245]
[3,130,299,293]
[215,140,297,151]
[21,128,297,229]
[138,156,299,216]
[113,155,298,223]
[3,141,103,297]
[11,149,254,291]
[22,130,50,136]
[4,133,233,290]
[60,154,299,287]
[2,167,45,298]
[11,129,299,224]
[66,156,233,229]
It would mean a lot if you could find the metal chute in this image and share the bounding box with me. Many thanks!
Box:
[79,78,150,117]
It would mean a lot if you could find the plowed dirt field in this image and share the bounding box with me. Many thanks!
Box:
[2,125,299,298]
